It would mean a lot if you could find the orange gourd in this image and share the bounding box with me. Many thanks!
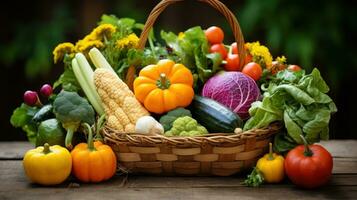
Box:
[71,124,117,183]
[133,59,194,114]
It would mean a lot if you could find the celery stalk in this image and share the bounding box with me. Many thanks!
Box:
[72,58,104,115]
[88,47,116,74]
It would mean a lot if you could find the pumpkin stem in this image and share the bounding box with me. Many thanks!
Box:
[300,134,313,157]
[43,143,51,154]
[268,142,274,160]
[84,123,96,151]
[157,73,170,89]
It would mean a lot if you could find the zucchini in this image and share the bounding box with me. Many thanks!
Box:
[32,104,53,123]
[189,95,243,133]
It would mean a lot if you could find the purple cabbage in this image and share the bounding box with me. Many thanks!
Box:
[202,71,261,119]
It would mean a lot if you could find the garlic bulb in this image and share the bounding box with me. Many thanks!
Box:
[135,116,164,135]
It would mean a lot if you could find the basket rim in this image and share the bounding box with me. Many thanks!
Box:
[104,123,281,147]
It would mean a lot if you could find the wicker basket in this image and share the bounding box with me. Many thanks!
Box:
[104,0,281,176]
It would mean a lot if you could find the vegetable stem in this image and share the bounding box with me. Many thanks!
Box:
[300,135,313,157]
[42,143,51,154]
[148,30,156,57]
[84,123,96,151]
[95,114,106,141]
[158,73,170,89]
[268,142,274,160]
[65,129,74,150]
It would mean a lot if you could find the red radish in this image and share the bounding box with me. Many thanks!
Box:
[24,91,40,106]
[40,84,53,98]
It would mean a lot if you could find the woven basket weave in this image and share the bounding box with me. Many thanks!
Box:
[104,0,280,176]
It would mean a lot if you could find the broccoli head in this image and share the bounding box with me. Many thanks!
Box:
[53,90,95,149]
[164,116,208,137]
[159,108,192,131]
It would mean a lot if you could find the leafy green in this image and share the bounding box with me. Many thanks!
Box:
[53,91,95,149]
[53,55,81,92]
[10,103,40,144]
[161,26,222,89]
[244,68,336,153]
[244,167,265,187]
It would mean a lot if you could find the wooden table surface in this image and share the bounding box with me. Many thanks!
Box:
[1,140,356,200]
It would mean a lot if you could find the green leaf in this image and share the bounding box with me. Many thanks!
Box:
[243,97,283,130]
[22,124,38,145]
[273,85,315,105]
[244,167,265,187]
[273,131,297,153]
[53,65,80,92]
[303,109,331,142]
[10,104,39,128]
[283,110,303,144]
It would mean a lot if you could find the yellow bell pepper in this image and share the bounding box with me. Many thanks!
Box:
[23,143,72,185]
[256,143,285,183]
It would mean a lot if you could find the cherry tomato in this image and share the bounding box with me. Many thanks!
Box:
[231,42,238,54]
[242,62,262,81]
[288,65,301,72]
[224,54,240,71]
[205,26,224,44]
[210,43,228,59]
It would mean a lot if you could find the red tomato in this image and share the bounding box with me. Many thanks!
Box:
[285,143,333,189]
[224,54,240,71]
[231,42,238,54]
[288,65,302,71]
[242,62,262,81]
[210,43,228,59]
[205,26,224,44]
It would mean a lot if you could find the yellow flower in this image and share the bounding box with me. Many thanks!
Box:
[116,33,139,49]
[178,32,185,40]
[91,24,116,41]
[53,42,75,64]
[245,41,272,68]
[75,40,104,53]
[276,56,287,64]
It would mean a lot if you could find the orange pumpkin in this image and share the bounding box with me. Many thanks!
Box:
[134,59,194,114]
[71,124,117,183]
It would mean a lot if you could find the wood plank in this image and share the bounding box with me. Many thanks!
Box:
[333,157,357,174]
[1,161,356,189]
[1,186,357,200]
[1,160,357,199]
[0,142,32,159]
[319,140,357,158]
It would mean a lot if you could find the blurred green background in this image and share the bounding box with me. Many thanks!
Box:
[1,0,355,140]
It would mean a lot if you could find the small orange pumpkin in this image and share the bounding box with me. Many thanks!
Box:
[71,124,117,183]
[134,59,194,114]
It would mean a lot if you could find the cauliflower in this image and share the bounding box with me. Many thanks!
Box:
[164,116,208,137]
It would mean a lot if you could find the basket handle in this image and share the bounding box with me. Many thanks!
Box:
[126,0,246,89]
